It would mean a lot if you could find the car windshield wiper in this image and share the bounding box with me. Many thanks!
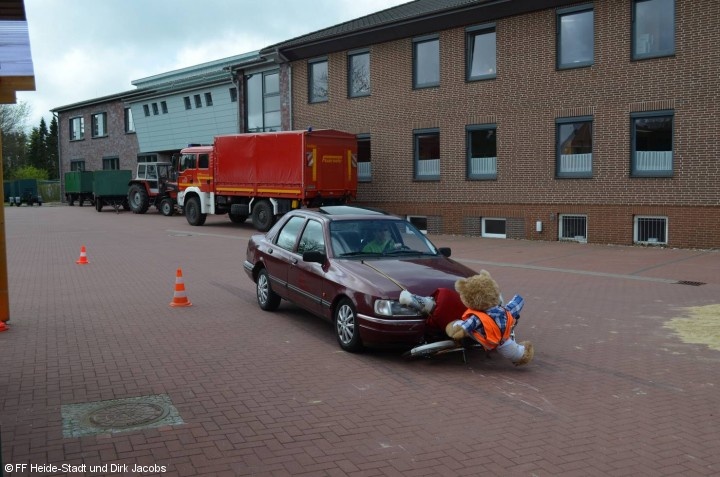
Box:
[338,251,383,257]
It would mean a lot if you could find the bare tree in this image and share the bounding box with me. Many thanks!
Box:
[0,102,31,134]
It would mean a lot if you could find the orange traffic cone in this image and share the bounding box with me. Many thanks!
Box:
[169,268,192,307]
[0,321,8,332]
[76,245,89,265]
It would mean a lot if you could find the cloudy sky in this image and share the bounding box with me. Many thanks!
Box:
[17,0,408,128]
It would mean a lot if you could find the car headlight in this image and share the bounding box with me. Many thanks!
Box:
[374,299,418,317]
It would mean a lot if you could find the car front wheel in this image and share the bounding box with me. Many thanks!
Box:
[334,298,363,352]
[256,268,281,311]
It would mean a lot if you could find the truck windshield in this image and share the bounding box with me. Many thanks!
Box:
[179,154,196,171]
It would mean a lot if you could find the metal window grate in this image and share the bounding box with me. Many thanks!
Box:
[635,216,667,244]
[559,215,587,241]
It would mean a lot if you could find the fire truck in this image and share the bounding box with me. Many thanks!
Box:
[176,129,358,231]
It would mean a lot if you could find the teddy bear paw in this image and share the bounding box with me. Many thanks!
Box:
[399,290,435,314]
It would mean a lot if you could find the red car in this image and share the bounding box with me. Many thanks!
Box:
[243,206,478,352]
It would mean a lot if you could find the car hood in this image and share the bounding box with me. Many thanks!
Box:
[337,257,476,297]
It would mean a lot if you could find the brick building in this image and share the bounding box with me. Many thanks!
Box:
[263,0,720,249]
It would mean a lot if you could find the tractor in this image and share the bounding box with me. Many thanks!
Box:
[127,162,179,216]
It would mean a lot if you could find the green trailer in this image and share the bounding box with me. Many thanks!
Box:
[64,171,95,206]
[10,179,43,206]
[92,170,132,212]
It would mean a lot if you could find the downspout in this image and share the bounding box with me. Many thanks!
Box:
[274,48,292,131]
[53,112,63,203]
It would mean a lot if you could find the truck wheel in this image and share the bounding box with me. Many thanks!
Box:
[95,199,103,212]
[229,213,247,224]
[252,200,274,232]
[185,196,206,226]
[128,184,150,214]
[67,194,74,206]
[160,197,174,216]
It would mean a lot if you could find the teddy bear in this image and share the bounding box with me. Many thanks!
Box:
[400,269,534,366]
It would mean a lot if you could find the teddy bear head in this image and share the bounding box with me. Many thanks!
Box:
[454,270,501,311]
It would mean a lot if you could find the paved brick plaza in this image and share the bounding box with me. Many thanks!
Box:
[1,205,719,476]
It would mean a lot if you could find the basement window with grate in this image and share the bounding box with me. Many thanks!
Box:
[634,216,667,245]
[559,214,587,242]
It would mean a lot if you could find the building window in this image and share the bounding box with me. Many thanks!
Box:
[143,104,150,117]
[557,116,593,178]
[246,70,280,132]
[634,216,667,244]
[357,134,371,182]
[559,214,587,242]
[466,24,496,81]
[230,87,238,102]
[205,92,213,106]
[407,216,427,234]
[557,5,594,69]
[124,108,135,133]
[413,35,439,89]
[414,129,440,180]
[152,103,159,115]
[161,101,168,114]
[348,50,370,98]
[631,110,673,177]
[91,112,107,138]
[194,94,202,108]
[102,157,119,170]
[70,160,85,171]
[183,96,191,110]
[466,125,497,179]
[69,117,84,140]
[633,0,675,59]
[482,218,506,239]
[308,58,328,103]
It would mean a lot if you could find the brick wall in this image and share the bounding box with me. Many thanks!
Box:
[289,0,720,249]
[58,101,139,175]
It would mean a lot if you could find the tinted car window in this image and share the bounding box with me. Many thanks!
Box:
[298,220,325,254]
[276,216,305,251]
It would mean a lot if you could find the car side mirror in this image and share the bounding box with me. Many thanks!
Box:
[438,247,451,257]
[303,250,327,264]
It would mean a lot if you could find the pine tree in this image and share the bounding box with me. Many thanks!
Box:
[47,116,59,180]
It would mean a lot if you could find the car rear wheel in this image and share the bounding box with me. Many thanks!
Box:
[334,298,363,352]
[256,268,281,311]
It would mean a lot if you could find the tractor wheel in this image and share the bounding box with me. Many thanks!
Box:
[95,199,103,212]
[251,200,274,232]
[128,184,150,214]
[185,196,206,226]
[160,197,174,216]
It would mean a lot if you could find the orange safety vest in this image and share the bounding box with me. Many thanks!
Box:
[461,308,516,350]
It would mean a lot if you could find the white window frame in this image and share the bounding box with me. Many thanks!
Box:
[559,214,588,242]
[70,116,84,141]
[481,217,506,239]
[633,216,668,245]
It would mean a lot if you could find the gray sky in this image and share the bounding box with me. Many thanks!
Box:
[17,0,408,128]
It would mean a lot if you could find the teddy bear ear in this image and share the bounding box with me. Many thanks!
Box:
[455,277,467,294]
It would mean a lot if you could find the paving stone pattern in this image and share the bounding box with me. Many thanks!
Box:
[1,206,719,476]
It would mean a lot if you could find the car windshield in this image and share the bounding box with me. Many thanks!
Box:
[329,219,438,257]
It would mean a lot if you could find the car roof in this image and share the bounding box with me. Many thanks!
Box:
[318,205,389,216]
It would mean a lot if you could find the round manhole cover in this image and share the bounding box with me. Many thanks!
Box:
[86,402,170,430]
